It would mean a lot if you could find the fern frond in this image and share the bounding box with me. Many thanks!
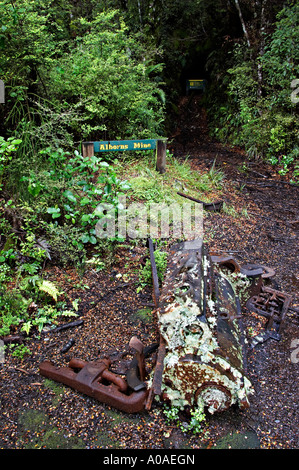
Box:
[38,280,61,301]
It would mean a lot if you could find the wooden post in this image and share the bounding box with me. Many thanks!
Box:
[82,142,95,159]
[156,139,166,174]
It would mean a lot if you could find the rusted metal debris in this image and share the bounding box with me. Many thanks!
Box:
[145,335,166,411]
[246,286,293,346]
[154,238,254,414]
[40,336,158,413]
[148,238,160,308]
[39,238,293,415]
[40,355,150,413]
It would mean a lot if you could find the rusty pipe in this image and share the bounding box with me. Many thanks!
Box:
[39,360,149,413]
[68,357,128,392]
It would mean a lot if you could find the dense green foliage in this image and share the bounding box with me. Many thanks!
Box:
[0,1,165,150]
[1,0,297,172]
[208,2,298,177]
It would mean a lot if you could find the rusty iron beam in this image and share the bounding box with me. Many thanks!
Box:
[145,335,166,411]
[39,357,149,413]
[126,342,158,392]
[148,238,160,308]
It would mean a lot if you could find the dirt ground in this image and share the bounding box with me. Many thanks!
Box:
[0,95,298,451]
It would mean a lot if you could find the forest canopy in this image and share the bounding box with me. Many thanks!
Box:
[0,0,298,167]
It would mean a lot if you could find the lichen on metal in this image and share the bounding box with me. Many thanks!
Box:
[156,238,254,414]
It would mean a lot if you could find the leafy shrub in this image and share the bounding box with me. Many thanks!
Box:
[138,249,168,292]
[163,404,207,435]
[0,137,22,190]
[207,3,299,176]
[46,10,165,141]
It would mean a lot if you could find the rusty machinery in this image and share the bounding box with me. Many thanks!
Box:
[39,238,293,414]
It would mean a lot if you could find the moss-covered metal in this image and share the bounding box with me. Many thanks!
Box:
[156,238,254,414]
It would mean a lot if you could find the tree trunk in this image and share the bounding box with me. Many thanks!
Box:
[257,0,266,99]
[234,0,251,48]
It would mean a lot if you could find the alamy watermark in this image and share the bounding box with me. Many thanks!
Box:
[0,79,4,104]
[0,340,4,364]
[95,196,203,240]
[290,79,299,104]
[290,339,299,364]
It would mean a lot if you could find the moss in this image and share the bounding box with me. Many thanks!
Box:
[213,431,260,449]
[132,307,153,325]
[43,378,66,405]
[40,429,85,449]
[92,429,122,448]
[104,408,140,427]
[18,409,49,433]
[17,409,85,449]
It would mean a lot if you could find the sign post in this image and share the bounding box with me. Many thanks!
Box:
[156,139,166,174]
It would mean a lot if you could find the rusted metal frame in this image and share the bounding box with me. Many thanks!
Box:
[246,286,293,343]
[148,238,160,308]
[126,339,158,392]
[145,335,166,411]
[144,238,168,410]
[128,336,146,383]
[240,264,275,279]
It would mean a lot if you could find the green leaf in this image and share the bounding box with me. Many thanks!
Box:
[81,234,90,244]
[21,321,32,335]
[81,214,91,223]
[47,207,61,219]
[28,182,42,197]
[39,280,61,301]
[63,190,77,203]
[80,197,91,206]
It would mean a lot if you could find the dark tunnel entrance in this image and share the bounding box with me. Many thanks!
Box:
[179,50,210,96]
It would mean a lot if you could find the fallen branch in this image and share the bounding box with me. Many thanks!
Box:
[177,191,223,211]
[2,335,24,344]
[43,319,84,334]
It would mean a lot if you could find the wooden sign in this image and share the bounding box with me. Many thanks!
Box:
[186,79,207,95]
[94,139,157,152]
[82,138,166,173]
